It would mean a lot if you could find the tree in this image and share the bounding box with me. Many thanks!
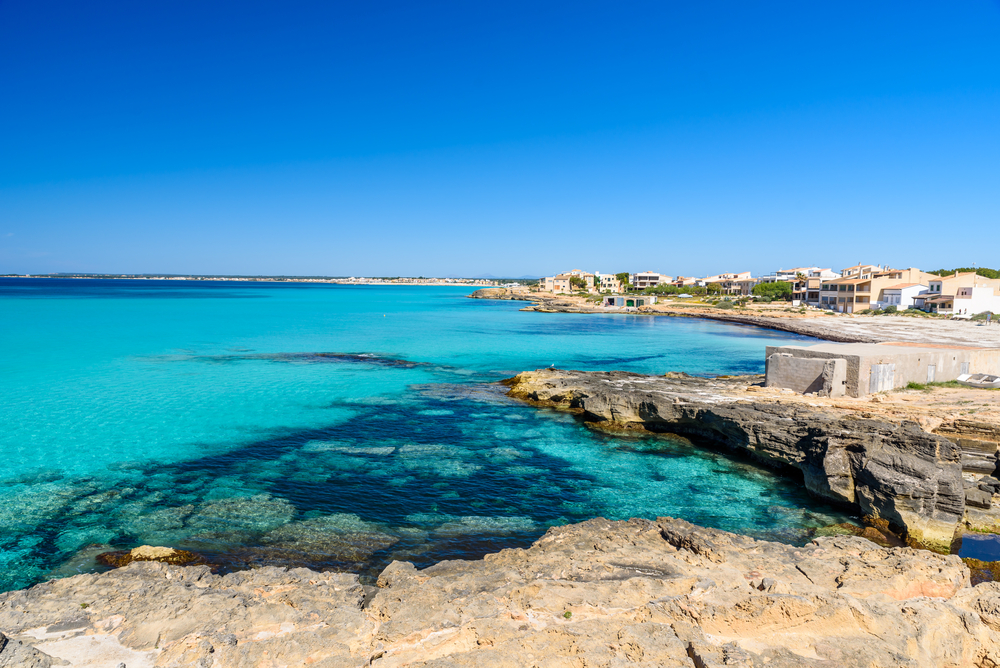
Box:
[569,276,587,290]
[928,267,1000,280]
[706,282,723,296]
[752,281,792,300]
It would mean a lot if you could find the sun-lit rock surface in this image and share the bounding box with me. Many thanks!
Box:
[2,517,1000,667]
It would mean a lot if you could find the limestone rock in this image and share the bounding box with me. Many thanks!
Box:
[2,517,1000,667]
[0,632,66,667]
[505,368,966,551]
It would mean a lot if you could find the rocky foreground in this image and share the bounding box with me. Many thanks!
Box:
[504,368,1000,553]
[4,517,1000,667]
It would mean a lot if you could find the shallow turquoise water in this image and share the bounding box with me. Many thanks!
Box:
[0,278,850,591]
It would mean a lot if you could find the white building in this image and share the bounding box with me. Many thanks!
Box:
[921,286,1000,316]
[876,283,928,310]
[597,273,623,293]
[629,271,673,289]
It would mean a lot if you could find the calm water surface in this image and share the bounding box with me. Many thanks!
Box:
[0,278,851,591]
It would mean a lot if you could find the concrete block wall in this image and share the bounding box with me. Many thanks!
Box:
[765,353,847,397]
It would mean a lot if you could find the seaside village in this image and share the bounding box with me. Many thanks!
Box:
[537,264,1000,317]
[529,264,1000,399]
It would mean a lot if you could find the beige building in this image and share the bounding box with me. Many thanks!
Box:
[541,270,595,294]
[670,276,703,287]
[702,271,755,295]
[819,265,931,313]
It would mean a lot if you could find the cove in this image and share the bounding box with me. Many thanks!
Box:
[0,278,850,591]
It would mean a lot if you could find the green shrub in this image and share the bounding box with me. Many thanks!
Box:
[716,301,735,309]
[882,305,898,314]
[752,281,792,300]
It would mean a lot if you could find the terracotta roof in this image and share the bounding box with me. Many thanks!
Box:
[884,283,922,289]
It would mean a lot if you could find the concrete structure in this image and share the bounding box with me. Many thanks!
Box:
[819,265,931,313]
[765,342,1000,397]
[876,283,928,310]
[765,353,847,397]
[603,295,657,307]
[629,271,673,289]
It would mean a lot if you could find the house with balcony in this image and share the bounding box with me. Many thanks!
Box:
[702,271,756,295]
[670,276,704,288]
[876,283,928,310]
[757,268,840,306]
[913,272,1000,315]
[629,271,673,289]
[597,273,623,293]
[540,270,596,294]
[819,265,930,313]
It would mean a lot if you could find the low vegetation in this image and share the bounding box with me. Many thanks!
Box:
[928,267,1000,280]
[751,281,792,301]
[902,380,966,391]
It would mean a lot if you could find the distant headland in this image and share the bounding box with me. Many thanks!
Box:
[0,273,539,287]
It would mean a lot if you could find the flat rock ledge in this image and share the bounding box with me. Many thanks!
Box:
[4,517,1000,667]
[505,368,975,553]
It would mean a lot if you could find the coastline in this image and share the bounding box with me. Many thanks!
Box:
[4,287,1000,665]
[470,287,1000,348]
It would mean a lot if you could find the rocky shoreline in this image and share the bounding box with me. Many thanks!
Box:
[5,517,1000,667]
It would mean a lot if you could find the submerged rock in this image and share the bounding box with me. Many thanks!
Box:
[2,517,999,666]
[96,545,203,568]
[185,493,295,533]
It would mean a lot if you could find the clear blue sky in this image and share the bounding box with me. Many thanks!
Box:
[2,1,998,277]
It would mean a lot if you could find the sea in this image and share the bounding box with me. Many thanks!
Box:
[0,278,854,592]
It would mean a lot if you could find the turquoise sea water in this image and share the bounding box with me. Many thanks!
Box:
[0,278,851,591]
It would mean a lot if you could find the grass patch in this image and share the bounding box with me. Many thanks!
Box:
[903,380,966,392]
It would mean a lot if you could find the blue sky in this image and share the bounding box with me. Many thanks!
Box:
[1,1,998,277]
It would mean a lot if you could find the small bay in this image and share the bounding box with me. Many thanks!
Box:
[0,278,849,591]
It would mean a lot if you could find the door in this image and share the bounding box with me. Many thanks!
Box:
[869,364,895,393]
[927,365,936,383]
[961,362,970,375]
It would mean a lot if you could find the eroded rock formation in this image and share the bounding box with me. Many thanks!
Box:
[3,518,1000,667]
[505,368,968,552]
